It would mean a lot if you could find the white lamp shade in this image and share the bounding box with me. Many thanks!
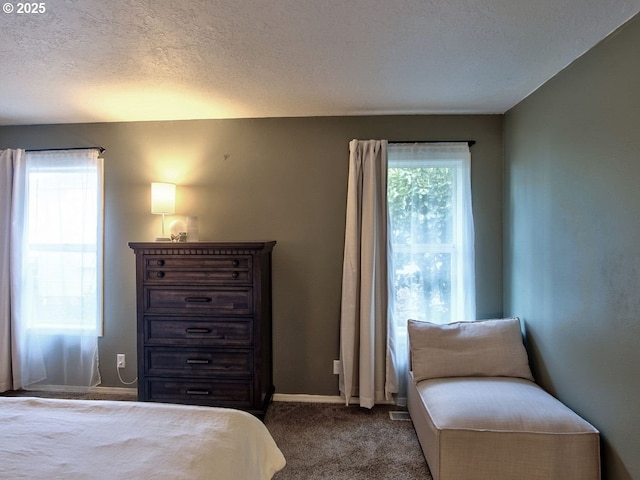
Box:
[151,182,176,214]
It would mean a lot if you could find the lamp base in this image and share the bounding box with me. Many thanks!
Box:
[155,236,171,242]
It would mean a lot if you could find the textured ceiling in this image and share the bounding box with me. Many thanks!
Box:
[1,0,639,126]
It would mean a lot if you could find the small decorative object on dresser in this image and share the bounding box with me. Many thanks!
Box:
[128,241,276,418]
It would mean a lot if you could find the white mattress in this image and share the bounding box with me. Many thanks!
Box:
[0,397,286,479]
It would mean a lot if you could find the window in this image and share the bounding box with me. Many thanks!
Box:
[388,143,475,328]
[21,150,104,335]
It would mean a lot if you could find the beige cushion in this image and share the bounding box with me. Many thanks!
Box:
[407,374,600,480]
[408,317,534,382]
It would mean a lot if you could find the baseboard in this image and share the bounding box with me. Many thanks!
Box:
[273,393,345,403]
[272,393,398,405]
[25,384,137,396]
[90,386,137,396]
[24,386,394,404]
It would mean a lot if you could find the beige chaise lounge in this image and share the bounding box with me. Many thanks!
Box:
[407,318,600,480]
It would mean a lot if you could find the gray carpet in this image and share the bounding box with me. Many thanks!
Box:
[264,402,431,480]
[2,391,432,479]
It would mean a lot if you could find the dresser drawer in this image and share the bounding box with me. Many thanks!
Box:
[143,286,253,315]
[145,347,253,377]
[145,378,253,407]
[144,317,253,346]
[144,255,252,284]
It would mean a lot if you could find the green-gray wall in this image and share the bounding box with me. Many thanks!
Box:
[0,114,503,395]
[504,14,640,480]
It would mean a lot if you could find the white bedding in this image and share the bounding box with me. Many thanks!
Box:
[0,397,286,479]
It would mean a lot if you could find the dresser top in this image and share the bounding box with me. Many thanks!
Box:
[128,241,276,255]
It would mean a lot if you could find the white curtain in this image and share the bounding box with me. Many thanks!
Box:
[339,139,399,408]
[10,149,102,389]
[387,143,476,404]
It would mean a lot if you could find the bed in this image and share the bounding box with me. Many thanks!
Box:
[0,396,286,479]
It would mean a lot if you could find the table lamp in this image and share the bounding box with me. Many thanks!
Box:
[151,182,175,241]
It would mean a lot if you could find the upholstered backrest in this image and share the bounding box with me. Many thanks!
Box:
[408,317,534,382]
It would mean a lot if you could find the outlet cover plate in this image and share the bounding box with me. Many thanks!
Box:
[333,360,341,375]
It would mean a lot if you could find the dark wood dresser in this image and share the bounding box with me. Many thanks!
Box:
[128,241,276,417]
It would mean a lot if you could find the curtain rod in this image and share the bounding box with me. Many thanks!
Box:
[389,140,475,147]
[26,146,105,154]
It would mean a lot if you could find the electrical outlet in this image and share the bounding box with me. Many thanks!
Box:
[116,353,126,369]
[333,360,341,375]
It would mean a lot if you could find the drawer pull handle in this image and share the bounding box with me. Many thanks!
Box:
[185,327,212,334]
[231,272,239,278]
[156,260,165,266]
[232,259,239,267]
[156,271,165,278]
[185,296,212,303]
[186,358,210,365]
[186,389,210,396]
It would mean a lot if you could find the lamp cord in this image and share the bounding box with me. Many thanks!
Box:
[117,367,138,386]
